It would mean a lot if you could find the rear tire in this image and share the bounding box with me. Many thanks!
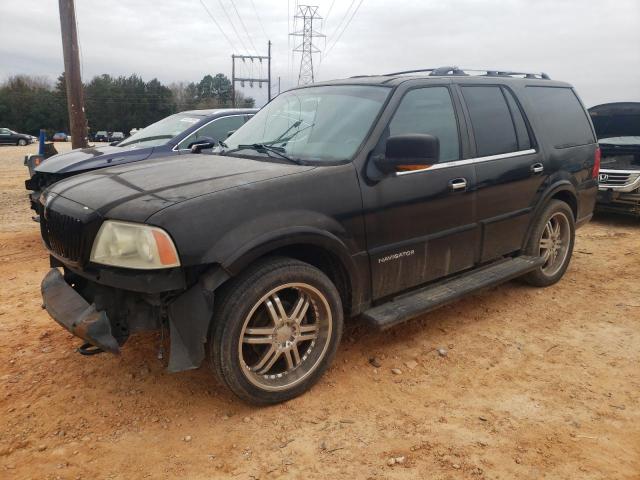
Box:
[522,200,575,287]
[210,257,343,405]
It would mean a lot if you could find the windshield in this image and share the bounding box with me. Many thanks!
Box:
[221,85,390,163]
[118,113,204,148]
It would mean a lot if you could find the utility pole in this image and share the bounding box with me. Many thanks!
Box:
[290,5,324,85]
[267,41,272,102]
[231,41,271,108]
[58,0,88,149]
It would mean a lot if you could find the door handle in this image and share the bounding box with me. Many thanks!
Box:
[531,163,544,174]
[448,177,467,192]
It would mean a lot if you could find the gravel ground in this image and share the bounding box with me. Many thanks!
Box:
[1,143,639,479]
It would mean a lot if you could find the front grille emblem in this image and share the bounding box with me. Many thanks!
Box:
[598,173,609,182]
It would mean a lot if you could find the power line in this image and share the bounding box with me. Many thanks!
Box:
[216,0,251,54]
[325,0,365,58]
[325,0,356,46]
[199,0,237,51]
[248,0,269,41]
[229,0,259,55]
[324,0,337,26]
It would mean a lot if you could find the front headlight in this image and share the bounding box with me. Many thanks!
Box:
[90,220,180,269]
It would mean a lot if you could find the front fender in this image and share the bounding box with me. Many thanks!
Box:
[222,226,358,277]
[199,214,365,314]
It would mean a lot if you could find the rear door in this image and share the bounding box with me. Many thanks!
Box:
[359,84,479,299]
[459,84,545,262]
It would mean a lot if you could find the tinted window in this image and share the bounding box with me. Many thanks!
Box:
[179,115,246,148]
[526,87,595,148]
[387,87,460,161]
[462,86,518,157]
[503,89,532,150]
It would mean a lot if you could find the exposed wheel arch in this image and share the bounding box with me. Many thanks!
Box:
[522,182,578,251]
[218,231,365,317]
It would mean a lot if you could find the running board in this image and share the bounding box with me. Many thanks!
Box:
[362,256,544,331]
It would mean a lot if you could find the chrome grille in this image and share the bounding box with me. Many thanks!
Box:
[599,172,631,186]
[599,170,640,189]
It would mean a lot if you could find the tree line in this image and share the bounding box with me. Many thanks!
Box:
[0,73,255,136]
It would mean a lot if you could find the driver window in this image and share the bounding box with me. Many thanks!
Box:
[384,87,460,162]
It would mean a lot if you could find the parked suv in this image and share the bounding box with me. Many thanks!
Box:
[589,102,640,217]
[109,131,126,143]
[93,131,109,142]
[38,67,598,404]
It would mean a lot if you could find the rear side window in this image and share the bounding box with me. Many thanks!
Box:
[525,87,595,148]
[387,87,460,161]
[461,86,518,157]
[503,89,532,150]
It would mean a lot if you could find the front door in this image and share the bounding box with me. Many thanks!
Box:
[359,85,478,299]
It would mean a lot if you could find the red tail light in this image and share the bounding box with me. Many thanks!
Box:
[592,147,601,179]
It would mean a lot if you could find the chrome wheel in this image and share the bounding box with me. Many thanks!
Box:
[238,283,332,391]
[538,211,571,276]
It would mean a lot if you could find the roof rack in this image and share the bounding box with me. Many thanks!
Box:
[383,66,550,80]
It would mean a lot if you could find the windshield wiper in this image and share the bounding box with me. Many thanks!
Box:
[262,123,314,146]
[270,120,302,143]
[222,144,303,165]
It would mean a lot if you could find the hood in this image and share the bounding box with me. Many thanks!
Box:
[35,144,155,174]
[589,102,640,140]
[47,153,314,222]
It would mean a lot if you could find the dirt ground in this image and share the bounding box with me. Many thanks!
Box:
[0,143,638,480]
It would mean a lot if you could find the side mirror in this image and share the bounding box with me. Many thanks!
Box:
[375,134,439,174]
[226,130,236,138]
[189,136,216,153]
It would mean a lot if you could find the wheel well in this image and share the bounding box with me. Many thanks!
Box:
[268,244,353,315]
[550,190,577,219]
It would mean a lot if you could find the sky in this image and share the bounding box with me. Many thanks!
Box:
[1,0,639,108]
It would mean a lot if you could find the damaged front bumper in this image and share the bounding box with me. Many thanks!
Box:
[41,268,120,354]
[40,266,222,372]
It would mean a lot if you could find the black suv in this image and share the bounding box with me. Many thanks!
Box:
[38,67,598,404]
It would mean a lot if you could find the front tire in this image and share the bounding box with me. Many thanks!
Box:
[210,257,343,405]
[522,200,575,287]
[17,139,27,146]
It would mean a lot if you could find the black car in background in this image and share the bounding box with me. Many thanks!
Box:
[0,127,33,146]
[37,68,598,404]
[26,108,257,212]
[589,102,640,217]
